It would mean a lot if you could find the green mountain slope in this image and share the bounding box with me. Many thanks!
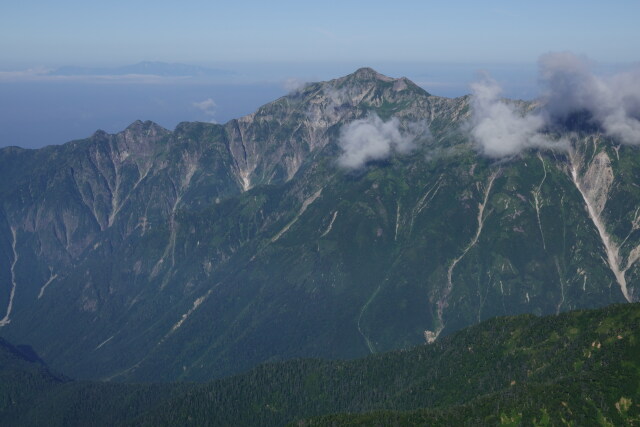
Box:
[0,337,189,426]
[0,68,639,382]
[1,304,639,426]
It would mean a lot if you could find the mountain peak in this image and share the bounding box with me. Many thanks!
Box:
[87,121,167,139]
[336,67,429,97]
[124,119,168,133]
[351,67,394,82]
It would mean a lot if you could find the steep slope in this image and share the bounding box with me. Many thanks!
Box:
[0,68,639,383]
[140,303,640,426]
[118,133,639,382]
[2,303,638,426]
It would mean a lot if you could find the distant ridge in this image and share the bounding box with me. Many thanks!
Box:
[49,61,235,77]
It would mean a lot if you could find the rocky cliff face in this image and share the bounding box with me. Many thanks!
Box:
[223,67,467,189]
[0,68,638,382]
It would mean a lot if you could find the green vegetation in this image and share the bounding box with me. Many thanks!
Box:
[1,303,639,425]
[0,69,638,387]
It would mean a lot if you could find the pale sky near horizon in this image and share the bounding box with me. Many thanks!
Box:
[2,0,639,149]
[2,0,639,68]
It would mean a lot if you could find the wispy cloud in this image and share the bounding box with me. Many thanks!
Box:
[193,98,217,123]
[283,77,307,93]
[0,67,52,81]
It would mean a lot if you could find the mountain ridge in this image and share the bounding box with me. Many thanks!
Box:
[0,67,638,383]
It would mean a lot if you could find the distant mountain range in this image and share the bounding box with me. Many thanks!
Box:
[48,61,235,77]
[0,67,638,387]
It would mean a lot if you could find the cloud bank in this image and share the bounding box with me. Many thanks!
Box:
[338,114,426,169]
[0,62,234,84]
[471,52,640,158]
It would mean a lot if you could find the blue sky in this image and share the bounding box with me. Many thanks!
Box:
[1,1,639,148]
[2,0,639,67]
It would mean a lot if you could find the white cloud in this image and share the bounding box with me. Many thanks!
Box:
[470,52,640,158]
[193,98,217,123]
[337,113,424,169]
[283,77,307,93]
[538,52,640,145]
[470,75,559,158]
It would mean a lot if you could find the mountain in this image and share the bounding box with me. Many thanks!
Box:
[1,303,639,426]
[0,68,639,383]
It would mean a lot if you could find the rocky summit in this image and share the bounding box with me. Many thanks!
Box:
[0,68,638,382]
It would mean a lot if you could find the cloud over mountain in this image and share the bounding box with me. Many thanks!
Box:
[539,52,640,145]
[470,74,555,158]
[471,52,640,157]
[193,98,217,123]
[337,114,423,169]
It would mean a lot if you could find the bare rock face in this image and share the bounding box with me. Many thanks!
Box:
[0,68,638,384]
[223,67,467,190]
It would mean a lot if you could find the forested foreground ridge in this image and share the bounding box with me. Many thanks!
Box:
[1,68,639,383]
[1,303,639,426]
